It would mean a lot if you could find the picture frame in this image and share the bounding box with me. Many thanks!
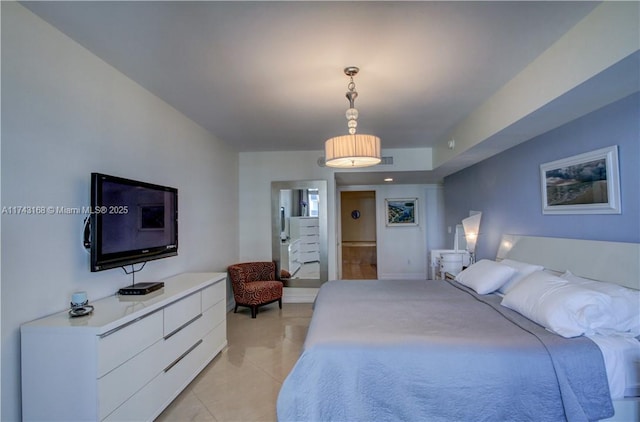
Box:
[540,145,620,215]
[385,198,418,226]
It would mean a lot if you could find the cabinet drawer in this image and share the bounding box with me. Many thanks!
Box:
[164,292,201,336]
[298,218,319,228]
[300,242,319,252]
[103,323,226,422]
[98,334,164,420]
[300,251,320,262]
[209,299,226,331]
[162,305,215,366]
[298,226,318,235]
[300,234,319,243]
[98,311,163,377]
[202,280,225,312]
[99,305,217,420]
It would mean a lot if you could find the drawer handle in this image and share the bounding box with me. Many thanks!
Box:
[164,339,203,373]
[99,309,162,339]
[164,313,202,340]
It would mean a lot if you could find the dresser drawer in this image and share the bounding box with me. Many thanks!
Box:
[98,334,165,420]
[202,280,225,312]
[298,226,318,236]
[164,292,201,336]
[103,323,226,422]
[98,311,163,377]
[300,234,319,243]
[209,299,226,331]
[299,241,319,252]
[298,218,319,228]
[99,304,217,420]
[162,304,215,366]
[300,251,320,263]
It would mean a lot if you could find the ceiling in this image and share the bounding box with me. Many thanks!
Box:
[22,1,631,184]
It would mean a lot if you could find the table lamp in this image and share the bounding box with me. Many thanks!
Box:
[462,212,482,264]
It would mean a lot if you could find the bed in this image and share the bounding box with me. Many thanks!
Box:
[277,235,640,422]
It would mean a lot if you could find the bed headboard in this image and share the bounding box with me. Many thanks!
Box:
[496,235,640,290]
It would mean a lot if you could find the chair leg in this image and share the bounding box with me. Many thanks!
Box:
[278,298,282,309]
[251,306,257,318]
[234,304,238,313]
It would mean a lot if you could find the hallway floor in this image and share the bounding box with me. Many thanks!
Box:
[342,245,378,279]
[156,303,313,421]
[342,262,378,279]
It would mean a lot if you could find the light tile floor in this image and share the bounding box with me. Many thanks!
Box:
[156,303,313,422]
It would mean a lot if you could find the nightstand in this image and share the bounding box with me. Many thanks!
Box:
[430,250,471,280]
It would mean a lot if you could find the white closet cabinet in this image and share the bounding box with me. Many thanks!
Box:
[289,217,320,263]
[21,272,227,422]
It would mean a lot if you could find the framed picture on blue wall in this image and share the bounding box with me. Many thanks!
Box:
[385,198,418,226]
[540,145,621,214]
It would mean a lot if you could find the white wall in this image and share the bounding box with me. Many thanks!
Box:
[1,4,239,421]
[425,185,447,252]
[239,150,337,272]
[239,151,444,288]
[338,184,442,280]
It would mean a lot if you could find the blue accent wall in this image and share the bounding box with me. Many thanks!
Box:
[443,93,639,260]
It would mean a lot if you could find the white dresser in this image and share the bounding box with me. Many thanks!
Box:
[289,217,320,263]
[21,272,227,422]
[280,238,301,275]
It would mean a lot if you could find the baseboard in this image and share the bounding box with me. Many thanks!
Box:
[226,288,318,308]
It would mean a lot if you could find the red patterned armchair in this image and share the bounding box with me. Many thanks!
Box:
[227,262,283,318]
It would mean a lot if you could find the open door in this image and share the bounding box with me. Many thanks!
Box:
[340,191,377,279]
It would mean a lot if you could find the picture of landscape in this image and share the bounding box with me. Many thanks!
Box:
[545,158,608,206]
[385,198,417,226]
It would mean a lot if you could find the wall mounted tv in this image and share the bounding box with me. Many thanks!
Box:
[89,173,178,272]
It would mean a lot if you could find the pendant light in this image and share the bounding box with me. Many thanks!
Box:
[324,67,381,168]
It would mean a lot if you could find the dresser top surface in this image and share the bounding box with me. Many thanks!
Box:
[21,272,226,334]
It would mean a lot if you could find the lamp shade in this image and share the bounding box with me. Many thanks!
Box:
[324,134,381,168]
[462,212,482,253]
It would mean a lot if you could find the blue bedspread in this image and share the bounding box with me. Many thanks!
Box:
[277,279,613,422]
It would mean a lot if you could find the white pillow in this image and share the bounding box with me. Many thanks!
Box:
[561,271,640,336]
[455,259,516,295]
[501,270,613,338]
[497,259,545,294]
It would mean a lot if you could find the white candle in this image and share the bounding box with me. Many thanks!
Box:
[71,291,87,307]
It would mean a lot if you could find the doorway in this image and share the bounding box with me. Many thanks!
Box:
[341,191,377,279]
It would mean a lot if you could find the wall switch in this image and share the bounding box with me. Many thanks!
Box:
[447,226,452,233]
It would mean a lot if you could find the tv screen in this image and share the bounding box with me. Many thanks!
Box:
[90,173,178,272]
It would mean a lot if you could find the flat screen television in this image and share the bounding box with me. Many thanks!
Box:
[89,173,178,272]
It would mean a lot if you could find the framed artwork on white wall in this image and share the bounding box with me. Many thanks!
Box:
[540,145,621,214]
[385,198,418,226]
